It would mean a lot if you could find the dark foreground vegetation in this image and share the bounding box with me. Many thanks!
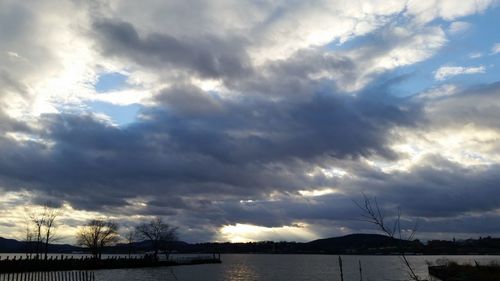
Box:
[429,262,500,281]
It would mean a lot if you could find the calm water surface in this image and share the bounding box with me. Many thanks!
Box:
[93,254,500,281]
[2,254,499,281]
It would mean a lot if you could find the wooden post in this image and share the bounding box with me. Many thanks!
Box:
[338,256,344,281]
[359,260,363,281]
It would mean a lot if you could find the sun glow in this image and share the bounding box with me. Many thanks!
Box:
[298,188,339,197]
[219,223,317,243]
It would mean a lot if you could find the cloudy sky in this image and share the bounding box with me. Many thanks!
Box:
[1,0,500,243]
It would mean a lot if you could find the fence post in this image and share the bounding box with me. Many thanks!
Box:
[359,260,363,281]
[338,256,344,281]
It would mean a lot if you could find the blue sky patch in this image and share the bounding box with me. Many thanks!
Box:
[95,72,129,93]
[87,101,141,126]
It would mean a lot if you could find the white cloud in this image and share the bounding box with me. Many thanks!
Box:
[491,43,500,55]
[448,21,472,35]
[0,1,98,118]
[434,65,486,80]
[338,25,447,91]
[469,52,483,59]
[406,0,498,24]
[107,0,408,65]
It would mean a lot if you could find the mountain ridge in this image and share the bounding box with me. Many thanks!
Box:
[1,233,499,255]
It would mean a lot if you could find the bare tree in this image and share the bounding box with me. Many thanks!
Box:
[135,217,178,260]
[26,206,61,260]
[125,230,136,258]
[23,219,35,258]
[76,218,120,259]
[28,209,44,259]
[355,194,421,281]
[42,207,60,260]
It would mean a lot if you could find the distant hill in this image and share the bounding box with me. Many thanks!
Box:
[164,234,423,254]
[0,237,25,252]
[1,234,499,255]
[305,233,421,254]
[0,237,83,253]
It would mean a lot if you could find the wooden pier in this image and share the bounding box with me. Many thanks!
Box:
[0,255,221,275]
[0,271,95,281]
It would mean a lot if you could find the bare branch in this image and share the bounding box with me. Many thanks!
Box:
[355,194,422,281]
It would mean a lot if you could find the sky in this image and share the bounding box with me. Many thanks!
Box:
[0,0,500,244]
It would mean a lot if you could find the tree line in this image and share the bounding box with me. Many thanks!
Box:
[24,207,177,261]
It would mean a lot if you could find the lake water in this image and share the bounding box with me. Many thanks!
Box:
[2,254,499,280]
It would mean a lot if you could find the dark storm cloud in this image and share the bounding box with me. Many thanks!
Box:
[152,81,420,162]
[155,84,223,116]
[369,157,500,218]
[422,81,500,129]
[92,18,252,79]
[0,79,419,218]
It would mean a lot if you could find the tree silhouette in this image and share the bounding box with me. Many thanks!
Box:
[26,206,61,260]
[135,217,177,260]
[76,218,120,259]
